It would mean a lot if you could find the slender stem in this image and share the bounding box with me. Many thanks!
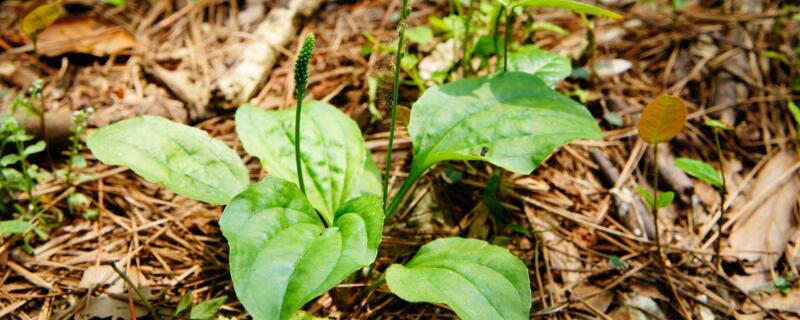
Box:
[492,6,503,73]
[294,97,306,194]
[651,144,691,319]
[503,8,514,72]
[382,0,412,209]
[652,144,662,259]
[110,264,161,320]
[713,128,727,270]
[33,36,40,76]
[461,0,475,75]
[385,169,423,220]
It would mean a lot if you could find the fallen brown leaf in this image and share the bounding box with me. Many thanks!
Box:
[729,151,800,291]
[36,15,137,57]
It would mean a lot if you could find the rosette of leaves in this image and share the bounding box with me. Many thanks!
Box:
[87,101,383,319]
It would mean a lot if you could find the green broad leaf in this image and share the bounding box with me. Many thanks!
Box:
[386,237,531,320]
[220,177,383,320]
[190,296,227,319]
[23,140,46,156]
[87,116,249,205]
[674,157,722,188]
[407,72,602,179]
[235,101,374,225]
[507,46,571,87]
[0,220,32,237]
[21,2,64,36]
[513,0,622,19]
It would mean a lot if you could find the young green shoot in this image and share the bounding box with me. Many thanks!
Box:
[294,33,315,195]
[637,95,686,258]
[704,117,732,270]
[383,0,412,209]
[637,95,689,317]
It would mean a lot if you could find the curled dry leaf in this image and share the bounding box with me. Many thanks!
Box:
[36,16,137,57]
[637,95,687,144]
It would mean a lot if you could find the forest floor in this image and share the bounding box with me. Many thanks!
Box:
[1,0,800,319]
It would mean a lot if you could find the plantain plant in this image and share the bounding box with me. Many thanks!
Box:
[87,2,618,319]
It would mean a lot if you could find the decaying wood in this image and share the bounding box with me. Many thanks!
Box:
[211,0,324,109]
[728,151,800,291]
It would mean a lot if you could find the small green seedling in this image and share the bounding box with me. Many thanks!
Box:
[637,95,689,317]
[695,117,732,270]
[2,83,50,215]
[637,95,686,254]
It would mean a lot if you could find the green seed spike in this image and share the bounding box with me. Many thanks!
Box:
[294,33,315,100]
[293,33,315,196]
